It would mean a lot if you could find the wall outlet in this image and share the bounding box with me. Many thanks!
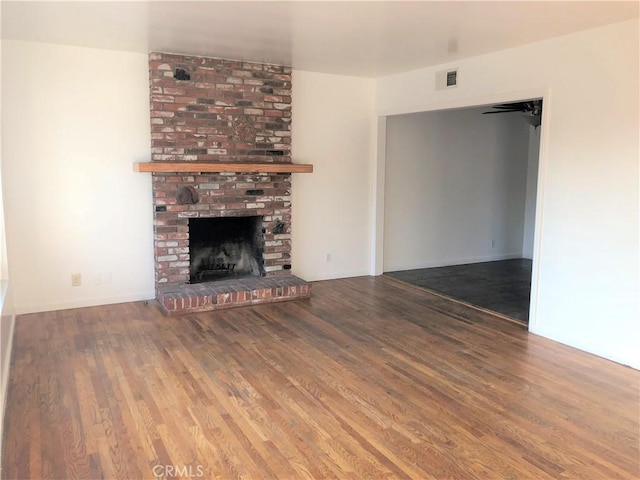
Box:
[103,272,112,284]
[325,253,332,263]
[491,240,496,248]
[71,273,82,287]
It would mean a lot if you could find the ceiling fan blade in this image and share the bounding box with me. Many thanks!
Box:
[484,98,543,116]
[494,106,530,112]
[482,110,522,114]
[494,102,529,109]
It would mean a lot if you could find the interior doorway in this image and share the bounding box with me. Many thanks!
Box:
[381,100,542,324]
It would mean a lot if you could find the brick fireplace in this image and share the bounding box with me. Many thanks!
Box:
[141,52,312,314]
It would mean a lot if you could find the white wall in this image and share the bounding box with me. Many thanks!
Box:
[0,45,377,447]
[376,19,640,368]
[0,42,377,312]
[0,35,15,461]
[291,70,375,281]
[1,41,155,313]
[384,107,530,272]
[522,127,540,259]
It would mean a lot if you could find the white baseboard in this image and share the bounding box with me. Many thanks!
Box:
[293,269,371,282]
[13,291,156,315]
[529,324,640,371]
[384,252,523,273]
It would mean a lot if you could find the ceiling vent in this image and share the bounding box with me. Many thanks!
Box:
[436,68,458,90]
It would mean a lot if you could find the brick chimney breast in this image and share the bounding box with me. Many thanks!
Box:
[148,53,294,291]
[149,52,292,164]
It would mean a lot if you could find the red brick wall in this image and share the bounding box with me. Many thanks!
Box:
[149,52,291,163]
[148,53,293,289]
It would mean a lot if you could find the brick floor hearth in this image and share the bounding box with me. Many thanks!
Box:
[156,275,311,315]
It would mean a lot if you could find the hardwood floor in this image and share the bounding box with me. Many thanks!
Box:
[2,276,638,479]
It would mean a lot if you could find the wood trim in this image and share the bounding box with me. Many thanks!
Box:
[133,162,313,173]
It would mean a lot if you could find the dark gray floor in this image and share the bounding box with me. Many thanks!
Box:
[386,259,532,323]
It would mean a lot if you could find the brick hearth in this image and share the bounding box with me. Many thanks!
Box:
[157,275,311,315]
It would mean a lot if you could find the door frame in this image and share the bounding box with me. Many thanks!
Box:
[370,88,551,329]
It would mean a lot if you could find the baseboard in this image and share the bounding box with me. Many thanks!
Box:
[529,324,640,370]
[293,269,371,282]
[384,252,523,273]
[14,291,156,315]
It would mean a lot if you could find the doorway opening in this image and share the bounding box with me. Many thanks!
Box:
[381,99,542,324]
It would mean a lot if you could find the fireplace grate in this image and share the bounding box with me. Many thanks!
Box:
[189,216,264,284]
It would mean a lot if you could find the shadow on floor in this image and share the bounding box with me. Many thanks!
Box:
[386,259,532,323]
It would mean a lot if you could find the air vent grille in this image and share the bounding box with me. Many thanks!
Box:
[446,70,457,87]
[435,68,459,90]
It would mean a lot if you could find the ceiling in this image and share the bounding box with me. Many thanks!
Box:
[2,1,638,77]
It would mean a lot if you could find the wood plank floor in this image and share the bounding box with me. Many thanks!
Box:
[2,276,639,479]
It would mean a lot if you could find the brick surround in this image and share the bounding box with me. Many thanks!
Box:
[149,52,291,164]
[153,171,292,286]
[147,52,309,313]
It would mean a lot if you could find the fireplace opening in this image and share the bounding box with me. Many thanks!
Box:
[189,216,264,283]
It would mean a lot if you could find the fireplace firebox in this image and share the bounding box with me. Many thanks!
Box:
[189,216,264,283]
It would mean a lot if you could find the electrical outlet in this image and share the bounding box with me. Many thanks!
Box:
[103,272,112,284]
[325,253,332,263]
[491,240,496,248]
[71,273,82,287]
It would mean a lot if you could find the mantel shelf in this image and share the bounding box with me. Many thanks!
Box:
[133,161,313,174]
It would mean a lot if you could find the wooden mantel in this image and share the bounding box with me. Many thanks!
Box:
[133,161,313,174]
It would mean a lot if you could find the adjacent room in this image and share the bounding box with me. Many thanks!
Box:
[0,1,638,478]
[384,103,541,324]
